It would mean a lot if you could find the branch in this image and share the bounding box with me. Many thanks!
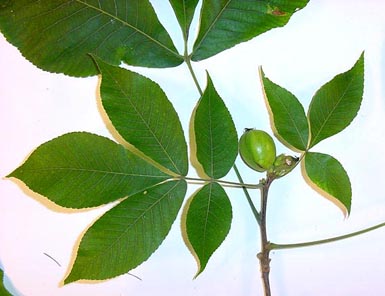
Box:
[257,176,274,296]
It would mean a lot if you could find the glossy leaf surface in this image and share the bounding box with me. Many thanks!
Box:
[0,0,183,77]
[193,73,238,179]
[260,68,309,151]
[308,53,364,148]
[8,132,169,208]
[65,180,187,283]
[186,182,232,276]
[304,152,351,214]
[191,0,309,61]
[96,58,188,176]
[169,0,199,39]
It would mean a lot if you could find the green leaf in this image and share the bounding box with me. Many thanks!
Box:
[185,182,232,276]
[193,73,238,179]
[0,1,183,77]
[260,67,309,151]
[191,0,309,61]
[8,132,169,208]
[95,58,188,176]
[304,152,351,215]
[308,53,365,148]
[0,269,13,296]
[65,180,187,284]
[169,0,199,40]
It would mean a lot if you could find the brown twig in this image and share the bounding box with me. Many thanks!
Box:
[257,176,274,296]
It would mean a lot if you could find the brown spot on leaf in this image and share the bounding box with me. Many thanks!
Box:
[271,8,287,16]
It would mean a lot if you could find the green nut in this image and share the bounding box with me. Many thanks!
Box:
[239,129,276,172]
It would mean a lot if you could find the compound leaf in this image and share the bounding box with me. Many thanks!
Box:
[8,132,169,208]
[95,58,188,176]
[304,152,351,215]
[185,182,232,276]
[308,53,365,148]
[191,0,309,61]
[193,73,238,179]
[260,67,309,151]
[65,179,187,283]
[0,0,183,77]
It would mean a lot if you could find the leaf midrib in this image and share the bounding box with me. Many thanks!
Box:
[307,154,337,187]
[272,87,308,150]
[208,91,215,177]
[15,166,166,178]
[76,0,181,59]
[193,0,232,53]
[103,66,182,175]
[80,181,181,268]
[310,76,355,147]
[201,183,213,264]
[306,153,347,202]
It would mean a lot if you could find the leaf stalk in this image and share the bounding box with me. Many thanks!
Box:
[233,165,261,225]
[184,55,203,95]
[269,221,385,250]
[182,176,262,190]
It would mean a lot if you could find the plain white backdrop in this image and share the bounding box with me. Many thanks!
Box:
[1,1,385,295]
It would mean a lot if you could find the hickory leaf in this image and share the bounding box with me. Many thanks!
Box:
[308,53,365,148]
[185,182,232,276]
[191,0,309,61]
[193,73,238,179]
[0,269,13,296]
[260,67,309,151]
[65,180,187,284]
[95,58,188,176]
[304,152,351,215]
[8,132,169,208]
[0,0,183,77]
[169,0,199,40]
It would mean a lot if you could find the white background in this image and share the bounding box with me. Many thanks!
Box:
[1,1,385,295]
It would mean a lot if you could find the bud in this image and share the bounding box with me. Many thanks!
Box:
[272,154,299,178]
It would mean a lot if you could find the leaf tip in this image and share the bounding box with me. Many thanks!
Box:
[204,70,213,85]
[62,273,77,286]
[5,172,14,180]
[354,50,365,71]
[258,66,266,82]
[5,167,22,181]
[192,266,205,279]
[359,50,365,59]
